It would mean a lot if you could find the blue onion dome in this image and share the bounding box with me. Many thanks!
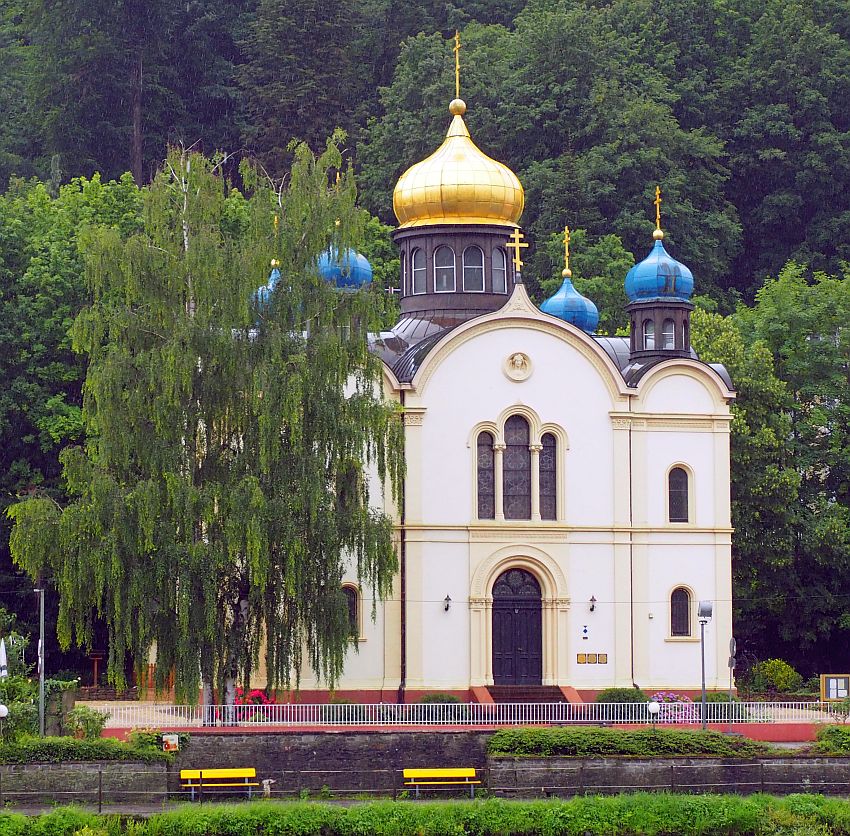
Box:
[624,230,694,302]
[317,247,373,291]
[541,268,599,334]
[254,259,282,309]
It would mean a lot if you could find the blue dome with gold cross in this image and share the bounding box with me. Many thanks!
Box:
[541,270,599,333]
[624,235,694,303]
[254,260,282,310]
[317,248,373,291]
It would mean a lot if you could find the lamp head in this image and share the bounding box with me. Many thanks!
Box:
[698,600,713,621]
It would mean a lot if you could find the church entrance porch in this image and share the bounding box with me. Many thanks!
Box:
[492,568,542,686]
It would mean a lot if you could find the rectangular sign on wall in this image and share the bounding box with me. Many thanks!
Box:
[821,674,850,701]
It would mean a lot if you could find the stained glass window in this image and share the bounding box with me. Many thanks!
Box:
[669,467,689,522]
[540,432,557,520]
[671,587,691,636]
[477,431,495,519]
[342,586,358,634]
[503,415,531,520]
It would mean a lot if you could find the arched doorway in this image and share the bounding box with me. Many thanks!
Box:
[492,568,542,685]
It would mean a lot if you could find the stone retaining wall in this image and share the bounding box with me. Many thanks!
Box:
[0,761,169,807]
[489,756,850,797]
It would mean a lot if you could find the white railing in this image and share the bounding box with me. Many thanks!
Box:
[90,700,843,729]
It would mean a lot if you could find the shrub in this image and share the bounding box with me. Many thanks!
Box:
[66,705,110,739]
[596,687,649,703]
[814,724,850,755]
[487,725,773,758]
[0,735,171,764]
[419,692,469,723]
[748,658,804,694]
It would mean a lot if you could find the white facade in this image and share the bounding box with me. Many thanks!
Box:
[298,283,735,699]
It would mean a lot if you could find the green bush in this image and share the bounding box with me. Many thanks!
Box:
[5,796,850,835]
[814,725,850,755]
[748,658,804,694]
[420,692,461,703]
[487,726,772,758]
[596,687,649,703]
[66,705,110,739]
[0,735,171,764]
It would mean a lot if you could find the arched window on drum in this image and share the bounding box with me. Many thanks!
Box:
[463,246,485,292]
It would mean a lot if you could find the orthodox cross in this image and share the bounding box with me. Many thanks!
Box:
[563,225,572,276]
[654,185,663,232]
[506,228,528,272]
[454,31,461,100]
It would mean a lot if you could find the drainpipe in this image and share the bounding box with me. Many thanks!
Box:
[397,390,407,704]
[629,401,637,689]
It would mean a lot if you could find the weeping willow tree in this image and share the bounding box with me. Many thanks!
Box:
[8,140,404,703]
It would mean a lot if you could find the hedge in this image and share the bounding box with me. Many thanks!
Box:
[814,725,850,755]
[3,795,850,835]
[487,726,773,758]
[0,735,172,764]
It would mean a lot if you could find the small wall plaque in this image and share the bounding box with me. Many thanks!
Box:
[598,653,608,664]
[587,653,598,664]
[576,653,586,664]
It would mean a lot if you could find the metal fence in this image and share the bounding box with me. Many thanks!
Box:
[94,700,842,729]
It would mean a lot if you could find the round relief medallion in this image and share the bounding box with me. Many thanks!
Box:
[504,352,532,382]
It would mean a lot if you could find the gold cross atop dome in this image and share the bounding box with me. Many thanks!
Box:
[653,185,664,240]
[454,31,461,101]
[506,228,528,271]
[563,225,572,278]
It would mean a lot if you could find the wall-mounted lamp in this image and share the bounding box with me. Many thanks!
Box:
[589,595,597,612]
[444,595,452,612]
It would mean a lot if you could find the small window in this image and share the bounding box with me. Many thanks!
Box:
[463,246,484,292]
[643,319,655,350]
[434,246,455,292]
[539,432,557,520]
[671,587,691,636]
[668,466,689,522]
[412,248,426,294]
[477,431,495,519]
[503,415,531,520]
[662,319,675,349]
[492,249,507,293]
[342,586,358,635]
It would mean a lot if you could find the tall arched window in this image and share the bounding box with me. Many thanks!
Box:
[662,318,675,349]
[463,246,485,292]
[412,248,426,294]
[539,432,557,520]
[477,432,495,519]
[670,587,691,636]
[503,415,531,520]
[492,248,507,293]
[668,466,689,522]
[434,246,455,292]
[400,253,407,295]
[342,585,359,636]
[643,319,655,350]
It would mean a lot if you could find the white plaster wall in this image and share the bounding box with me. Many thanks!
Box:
[641,374,717,414]
[416,326,616,527]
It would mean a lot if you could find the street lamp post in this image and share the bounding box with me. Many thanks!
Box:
[647,699,660,733]
[698,601,713,730]
[0,703,8,742]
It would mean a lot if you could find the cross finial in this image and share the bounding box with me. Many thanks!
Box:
[454,31,461,100]
[653,185,664,239]
[506,228,529,272]
[563,225,572,277]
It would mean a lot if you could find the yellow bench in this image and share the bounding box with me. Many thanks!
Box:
[180,767,259,801]
[403,767,481,799]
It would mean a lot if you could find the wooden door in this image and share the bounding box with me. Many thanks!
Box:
[492,568,542,685]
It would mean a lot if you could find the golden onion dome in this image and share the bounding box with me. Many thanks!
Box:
[393,99,524,229]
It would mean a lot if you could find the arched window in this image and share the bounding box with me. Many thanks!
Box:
[539,432,557,520]
[668,466,689,522]
[662,318,675,349]
[412,248,426,294]
[503,415,531,520]
[643,319,655,350]
[477,431,495,519]
[342,586,359,635]
[463,246,485,292]
[434,246,455,292]
[492,248,508,293]
[670,587,691,636]
[400,253,407,295]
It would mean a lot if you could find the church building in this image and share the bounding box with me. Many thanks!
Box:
[299,90,735,703]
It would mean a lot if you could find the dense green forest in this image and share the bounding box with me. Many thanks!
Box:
[2,0,850,679]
